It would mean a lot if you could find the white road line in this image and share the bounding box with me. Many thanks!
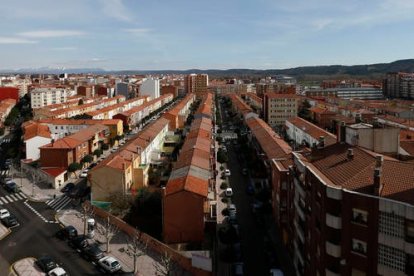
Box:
[19,192,27,198]
[0,197,7,204]
[14,193,23,200]
[10,194,18,201]
[5,195,13,202]
[55,197,72,211]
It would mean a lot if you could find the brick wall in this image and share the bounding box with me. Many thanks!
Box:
[86,202,211,276]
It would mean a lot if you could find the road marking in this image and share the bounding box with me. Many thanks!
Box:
[23,200,49,223]
[18,192,27,198]
[10,195,18,201]
[5,195,13,202]
[0,197,7,204]
[14,193,24,200]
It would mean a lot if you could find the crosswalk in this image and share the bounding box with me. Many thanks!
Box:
[46,195,72,211]
[0,192,26,205]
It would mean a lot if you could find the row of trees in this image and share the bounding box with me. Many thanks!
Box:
[67,149,104,175]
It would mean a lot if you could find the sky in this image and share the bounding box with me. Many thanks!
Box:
[1,0,414,70]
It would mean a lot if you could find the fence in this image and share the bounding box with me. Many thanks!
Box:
[86,202,211,276]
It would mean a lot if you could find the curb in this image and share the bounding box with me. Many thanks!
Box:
[54,212,66,228]
[0,227,11,241]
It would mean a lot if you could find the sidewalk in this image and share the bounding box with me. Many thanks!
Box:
[0,224,11,240]
[12,257,42,276]
[57,210,160,276]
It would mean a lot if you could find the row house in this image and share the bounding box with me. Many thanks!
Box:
[89,118,171,202]
[244,92,263,113]
[86,96,147,119]
[113,93,173,130]
[0,98,17,124]
[285,117,337,149]
[39,124,109,169]
[228,94,258,120]
[36,95,125,119]
[285,144,414,276]
[309,107,337,129]
[23,119,122,160]
[164,94,214,244]
[163,93,195,130]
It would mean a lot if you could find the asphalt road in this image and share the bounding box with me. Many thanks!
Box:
[0,187,100,275]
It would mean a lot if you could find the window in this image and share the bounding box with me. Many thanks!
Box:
[352,209,368,225]
[379,212,404,238]
[378,245,405,272]
[352,239,367,256]
[406,220,414,243]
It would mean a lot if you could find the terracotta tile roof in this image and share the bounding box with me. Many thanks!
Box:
[165,175,208,197]
[41,136,82,149]
[228,94,253,115]
[164,93,195,116]
[70,124,107,142]
[41,167,66,177]
[38,118,121,126]
[174,148,210,171]
[23,122,51,141]
[287,117,337,146]
[309,107,335,114]
[307,144,414,205]
[400,129,414,141]
[119,94,171,117]
[401,141,414,156]
[265,93,298,99]
[246,117,292,159]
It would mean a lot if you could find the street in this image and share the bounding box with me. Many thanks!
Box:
[0,187,100,275]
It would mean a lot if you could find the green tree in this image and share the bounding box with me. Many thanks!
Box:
[81,154,93,164]
[93,149,103,157]
[298,99,312,121]
[217,149,228,163]
[68,162,81,177]
[102,143,109,150]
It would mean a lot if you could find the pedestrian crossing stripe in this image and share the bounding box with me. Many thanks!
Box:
[46,195,72,211]
[0,192,27,205]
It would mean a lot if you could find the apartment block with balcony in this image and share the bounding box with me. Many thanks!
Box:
[285,143,414,276]
[30,87,76,109]
[185,74,208,98]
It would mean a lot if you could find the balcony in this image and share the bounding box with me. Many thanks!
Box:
[295,200,305,221]
[294,220,305,243]
[326,241,341,258]
[326,213,342,229]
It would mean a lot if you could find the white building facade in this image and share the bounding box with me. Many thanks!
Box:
[140,77,160,100]
[31,88,76,109]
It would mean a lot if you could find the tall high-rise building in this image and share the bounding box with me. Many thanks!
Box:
[140,77,160,99]
[185,74,208,98]
[383,72,414,99]
[115,82,129,98]
[263,93,299,127]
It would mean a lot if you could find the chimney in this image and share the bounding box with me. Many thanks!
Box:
[347,148,354,160]
[317,136,325,148]
[372,117,379,128]
[374,167,382,195]
[375,155,384,168]
[337,121,346,143]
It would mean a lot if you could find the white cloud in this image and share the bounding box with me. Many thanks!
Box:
[0,37,37,44]
[100,0,133,22]
[18,30,85,38]
[123,28,151,34]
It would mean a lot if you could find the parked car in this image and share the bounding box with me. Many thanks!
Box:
[224,169,231,177]
[0,209,10,219]
[4,182,19,193]
[270,268,284,276]
[68,185,81,198]
[48,267,67,276]
[60,183,75,193]
[242,168,248,176]
[56,225,78,240]
[225,188,233,197]
[81,243,104,262]
[79,170,88,178]
[68,235,89,252]
[1,214,19,228]
[88,162,97,169]
[36,256,58,273]
[246,184,255,195]
[98,256,122,273]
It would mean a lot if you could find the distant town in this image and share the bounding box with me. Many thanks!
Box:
[1,69,414,276]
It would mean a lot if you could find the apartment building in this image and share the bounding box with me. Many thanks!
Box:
[162,93,195,130]
[22,121,52,160]
[264,93,299,127]
[140,77,160,99]
[185,74,208,98]
[383,72,414,99]
[89,118,170,202]
[31,87,76,109]
[0,87,19,102]
[284,144,414,276]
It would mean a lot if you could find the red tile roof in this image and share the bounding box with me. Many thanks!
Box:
[165,175,208,197]
[23,121,51,141]
[287,117,337,146]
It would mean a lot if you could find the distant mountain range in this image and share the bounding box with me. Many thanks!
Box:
[2,59,414,79]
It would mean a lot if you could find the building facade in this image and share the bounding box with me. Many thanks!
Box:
[185,74,209,98]
[264,93,299,127]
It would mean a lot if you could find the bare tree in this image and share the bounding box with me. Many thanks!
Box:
[154,251,175,276]
[108,191,133,218]
[80,203,95,235]
[127,230,148,274]
[95,216,119,253]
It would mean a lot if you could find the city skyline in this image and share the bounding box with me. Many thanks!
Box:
[1,0,414,70]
